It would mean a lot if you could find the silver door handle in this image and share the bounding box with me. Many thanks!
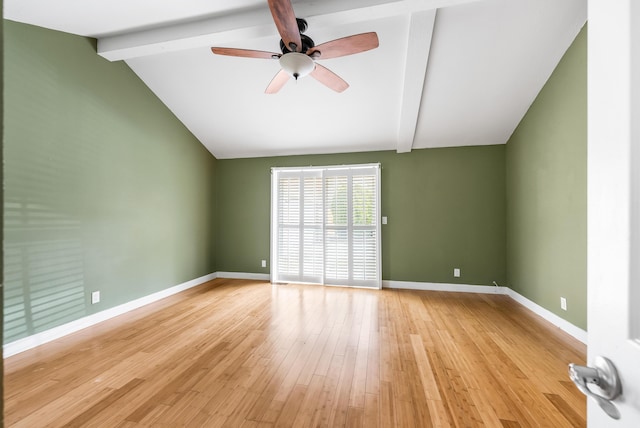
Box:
[568,356,622,420]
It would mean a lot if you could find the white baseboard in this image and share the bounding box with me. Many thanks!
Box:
[3,272,218,358]
[216,272,270,281]
[505,288,587,344]
[382,280,586,344]
[382,280,506,295]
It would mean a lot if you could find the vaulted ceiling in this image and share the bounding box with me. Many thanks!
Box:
[5,0,586,159]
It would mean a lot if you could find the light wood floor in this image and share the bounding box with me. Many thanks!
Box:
[4,279,586,427]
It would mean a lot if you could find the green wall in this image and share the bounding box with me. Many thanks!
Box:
[506,26,587,329]
[217,146,506,286]
[3,21,218,343]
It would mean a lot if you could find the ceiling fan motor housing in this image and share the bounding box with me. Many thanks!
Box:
[280,33,315,54]
[279,18,314,54]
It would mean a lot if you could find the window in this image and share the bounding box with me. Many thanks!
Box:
[271,164,381,288]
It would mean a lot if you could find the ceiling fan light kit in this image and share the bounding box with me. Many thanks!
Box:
[210,0,379,93]
[279,52,315,80]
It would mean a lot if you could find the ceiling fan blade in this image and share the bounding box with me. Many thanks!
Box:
[310,64,349,93]
[306,32,379,59]
[211,47,280,59]
[268,0,302,52]
[265,69,290,94]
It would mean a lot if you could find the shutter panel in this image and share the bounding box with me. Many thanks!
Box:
[276,176,300,279]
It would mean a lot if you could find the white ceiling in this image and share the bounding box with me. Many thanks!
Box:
[5,0,587,159]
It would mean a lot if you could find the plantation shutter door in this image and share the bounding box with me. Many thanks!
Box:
[272,164,380,289]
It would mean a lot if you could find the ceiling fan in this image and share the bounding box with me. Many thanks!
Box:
[210,0,379,94]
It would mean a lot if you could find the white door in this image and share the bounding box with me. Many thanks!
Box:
[585,0,640,425]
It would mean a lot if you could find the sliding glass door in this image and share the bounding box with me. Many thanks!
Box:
[271,164,381,289]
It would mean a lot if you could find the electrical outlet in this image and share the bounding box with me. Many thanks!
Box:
[560,297,567,311]
[261,259,267,268]
[91,291,100,304]
[454,268,461,278]
[382,216,388,225]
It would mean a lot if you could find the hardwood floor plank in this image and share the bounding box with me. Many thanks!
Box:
[274,384,307,427]
[312,321,343,377]
[544,392,586,427]
[379,381,396,428]
[245,340,305,422]
[467,387,508,428]
[403,356,433,427]
[308,353,344,427]
[365,325,380,396]
[409,333,442,401]
[290,374,326,427]
[273,334,320,402]
[327,346,358,427]
[4,279,586,427]
[363,393,380,428]
[61,378,145,428]
[9,386,115,428]
[221,390,261,427]
[295,324,333,386]
[345,406,365,427]
[4,379,60,423]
